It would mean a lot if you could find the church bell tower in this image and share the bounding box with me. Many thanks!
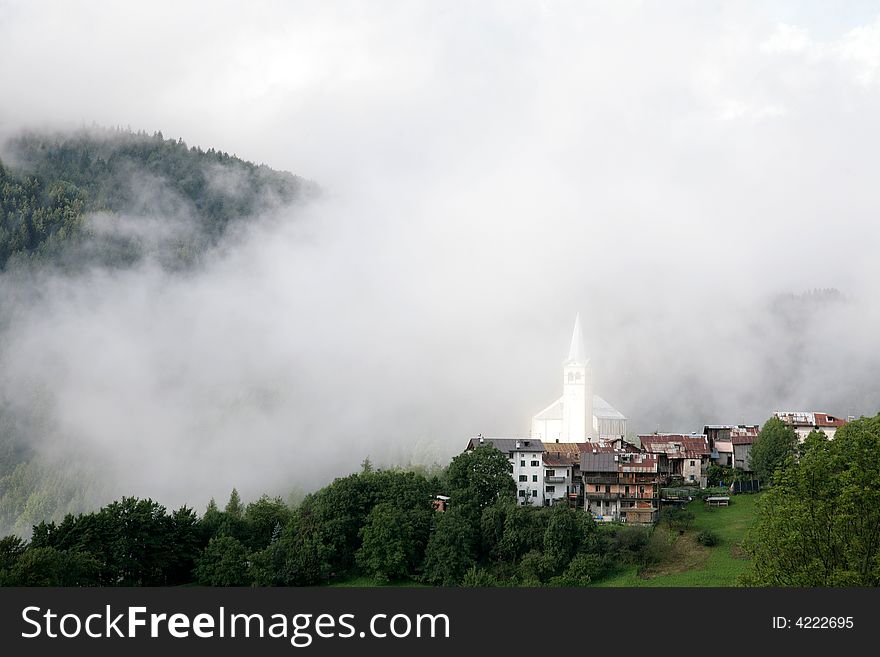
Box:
[561,313,595,441]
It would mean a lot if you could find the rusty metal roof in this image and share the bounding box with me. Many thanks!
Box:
[580,451,659,473]
[638,434,709,457]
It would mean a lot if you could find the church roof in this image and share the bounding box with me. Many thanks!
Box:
[533,398,564,420]
[593,395,626,420]
[533,395,627,421]
[566,313,587,364]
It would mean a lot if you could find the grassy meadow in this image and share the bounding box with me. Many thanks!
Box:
[595,493,760,587]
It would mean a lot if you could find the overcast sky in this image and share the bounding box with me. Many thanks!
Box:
[1,1,879,505]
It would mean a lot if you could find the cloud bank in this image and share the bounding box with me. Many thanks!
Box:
[1,1,879,508]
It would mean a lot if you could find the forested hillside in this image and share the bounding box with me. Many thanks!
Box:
[0,448,640,587]
[0,127,313,270]
[0,127,314,537]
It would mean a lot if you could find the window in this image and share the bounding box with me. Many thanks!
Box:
[518,490,525,498]
[532,490,538,497]
[520,460,525,467]
[689,475,695,481]
[545,469,556,477]
[546,486,556,493]
[531,460,540,467]
[595,485,600,492]
[605,485,611,493]
[532,475,538,482]
[519,475,527,482]
[624,486,630,495]
[639,486,645,494]
[690,460,696,467]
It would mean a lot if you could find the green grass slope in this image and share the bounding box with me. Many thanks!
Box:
[596,493,760,587]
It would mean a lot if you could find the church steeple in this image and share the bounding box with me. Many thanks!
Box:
[561,312,595,441]
[566,312,587,364]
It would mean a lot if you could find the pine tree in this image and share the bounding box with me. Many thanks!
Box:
[224,488,243,518]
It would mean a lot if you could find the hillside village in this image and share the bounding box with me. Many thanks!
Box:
[461,315,852,524]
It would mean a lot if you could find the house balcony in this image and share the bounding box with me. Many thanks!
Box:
[583,476,618,485]
[585,492,620,500]
[545,476,567,484]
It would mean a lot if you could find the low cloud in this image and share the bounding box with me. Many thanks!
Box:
[1,2,880,513]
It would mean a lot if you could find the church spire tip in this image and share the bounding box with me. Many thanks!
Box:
[566,312,587,364]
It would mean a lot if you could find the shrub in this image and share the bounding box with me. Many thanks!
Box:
[549,553,608,587]
[609,526,650,564]
[517,550,554,585]
[696,530,719,547]
[641,530,675,566]
[662,506,695,531]
[461,566,499,587]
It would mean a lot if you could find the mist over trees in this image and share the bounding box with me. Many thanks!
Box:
[0,127,315,538]
[0,125,877,548]
[0,127,313,271]
[4,415,880,587]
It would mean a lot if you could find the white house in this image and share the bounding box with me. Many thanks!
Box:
[773,411,848,442]
[531,314,628,443]
[465,436,546,505]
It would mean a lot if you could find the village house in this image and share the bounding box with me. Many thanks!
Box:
[465,436,546,505]
[638,433,710,487]
[581,451,660,523]
[773,411,848,442]
[541,444,581,506]
[731,430,758,471]
[703,425,759,469]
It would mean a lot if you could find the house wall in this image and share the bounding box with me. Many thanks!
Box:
[712,441,734,467]
[596,417,627,439]
[734,444,752,471]
[513,450,544,506]
[587,496,620,520]
[795,426,838,441]
[682,458,702,484]
[543,465,572,505]
[583,475,658,521]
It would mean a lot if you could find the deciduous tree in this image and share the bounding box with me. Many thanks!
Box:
[750,417,798,483]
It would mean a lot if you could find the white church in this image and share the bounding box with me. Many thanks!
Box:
[530,314,628,443]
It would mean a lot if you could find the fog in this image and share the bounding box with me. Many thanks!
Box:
[1,1,880,508]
